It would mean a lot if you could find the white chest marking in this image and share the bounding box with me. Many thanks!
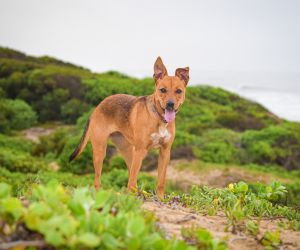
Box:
[150,125,171,147]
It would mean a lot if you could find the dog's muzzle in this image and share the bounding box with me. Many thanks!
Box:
[165,100,175,111]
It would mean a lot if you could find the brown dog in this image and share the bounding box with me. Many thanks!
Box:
[69,57,189,199]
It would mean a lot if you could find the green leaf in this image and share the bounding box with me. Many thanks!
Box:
[1,197,24,221]
[237,181,248,194]
[45,230,64,246]
[78,232,101,247]
[102,233,122,249]
[0,183,11,198]
[25,212,40,230]
[28,202,52,217]
[68,188,94,215]
[94,190,111,208]
[127,216,145,237]
[266,186,272,193]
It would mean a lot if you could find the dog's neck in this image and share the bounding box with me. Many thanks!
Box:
[147,95,168,124]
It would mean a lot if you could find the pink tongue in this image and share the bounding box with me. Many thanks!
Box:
[164,110,176,123]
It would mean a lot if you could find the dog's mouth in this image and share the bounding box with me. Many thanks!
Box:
[163,107,177,123]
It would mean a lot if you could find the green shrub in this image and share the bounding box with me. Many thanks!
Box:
[0,148,48,173]
[76,109,93,129]
[108,155,127,171]
[285,181,300,206]
[0,134,33,153]
[0,58,92,122]
[59,136,94,174]
[196,129,242,164]
[83,74,154,105]
[193,85,235,105]
[37,88,69,121]
[0,71,29,98]
[61,98,91,124]
[241,124,300,169]
[0,58,37,78]
[216,111,265,131]
[173,131,201,148]
[32,127,70,158]
[0,99,37,133]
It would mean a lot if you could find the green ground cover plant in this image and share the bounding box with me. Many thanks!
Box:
[0,181,204,250]
[176,181,300,233]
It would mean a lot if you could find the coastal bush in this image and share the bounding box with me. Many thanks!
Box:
[285,181,300,206]
[216,111,265,131]
[173,131,202,148]
[196,129,242,164]
[76,109,93,129]
[241,124,300,169]
[61,98,91,124]
[32,128,70,158]
[59,135,119,174]
[83,73,153,105]
[0,58,37,78]
[0,148,48,173]
[0,134,33,153]
[0,98,37,133]
[0,57,92,122]
[59,136,94,174]
[193,85,234,105]
[108,155,127,171]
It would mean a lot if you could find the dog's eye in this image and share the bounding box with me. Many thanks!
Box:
[160,88,167,93]
[176,89,182,94]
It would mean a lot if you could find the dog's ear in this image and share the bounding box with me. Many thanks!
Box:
[175,67,189,86]
[153,57,168,83]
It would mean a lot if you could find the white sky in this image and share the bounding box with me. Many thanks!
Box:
[1,0,300,121]
[0,0,300,81]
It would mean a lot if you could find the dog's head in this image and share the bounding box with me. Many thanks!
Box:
[153,57,189,123]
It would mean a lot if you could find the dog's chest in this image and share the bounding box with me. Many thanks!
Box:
[150,125,171,148]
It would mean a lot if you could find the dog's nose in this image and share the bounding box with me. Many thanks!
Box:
[166,100,174,109]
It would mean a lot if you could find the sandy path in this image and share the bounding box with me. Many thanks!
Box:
[22,127,56,143]
[142,200,300,250]
[148,160,291,191]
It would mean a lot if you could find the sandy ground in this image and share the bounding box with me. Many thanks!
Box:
[142,200,300,250]
[145,161,299,249]
[22,127,57,143]
[148,160,291,191]
[22,126,62,171]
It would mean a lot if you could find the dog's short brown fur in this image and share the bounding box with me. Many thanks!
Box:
[70,57,189,198]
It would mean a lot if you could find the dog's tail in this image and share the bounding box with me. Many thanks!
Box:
[69,118,90,162]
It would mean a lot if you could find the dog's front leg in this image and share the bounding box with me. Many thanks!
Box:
[127,147,148,191]
[156,145,171,199]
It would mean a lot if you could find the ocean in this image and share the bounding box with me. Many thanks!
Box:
[192,71,300,122]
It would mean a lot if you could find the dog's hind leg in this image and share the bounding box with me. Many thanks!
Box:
[110,132,133,173]
[90,125,110,190]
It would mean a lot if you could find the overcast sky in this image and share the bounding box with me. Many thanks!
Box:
[1,0,300,80]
